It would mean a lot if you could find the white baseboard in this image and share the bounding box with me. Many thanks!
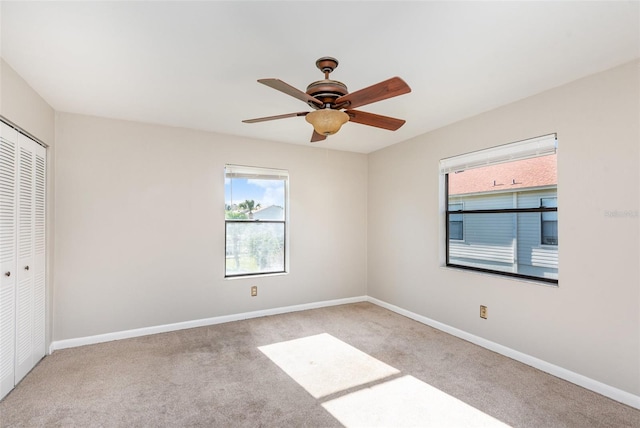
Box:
[49,295,367,353]
[48,294,639,410]
[366,296,640,410]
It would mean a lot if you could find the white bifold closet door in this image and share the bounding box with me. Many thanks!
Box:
[0,122,46,400]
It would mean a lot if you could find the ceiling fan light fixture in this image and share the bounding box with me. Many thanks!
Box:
[305,109,349,136]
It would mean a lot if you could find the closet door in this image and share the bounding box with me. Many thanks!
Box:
[14,133,46,383]
[0,123,17,398]
[33,140,46,361]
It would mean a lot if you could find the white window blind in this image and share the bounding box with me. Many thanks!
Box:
[440,134,557,174]
[225,164,289,180]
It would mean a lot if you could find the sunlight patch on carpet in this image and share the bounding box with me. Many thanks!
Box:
[258,333,399,398]
[260,333,512,427]
[322,375,510,427]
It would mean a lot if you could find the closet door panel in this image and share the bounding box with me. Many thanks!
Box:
[15,134,35,383]
[0,123,17,398]
[33,145,46,359]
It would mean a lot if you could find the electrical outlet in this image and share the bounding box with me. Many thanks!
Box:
[480,305,488,319]
[251,286,257,297]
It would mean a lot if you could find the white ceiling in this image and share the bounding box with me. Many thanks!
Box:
[1,1,639,153]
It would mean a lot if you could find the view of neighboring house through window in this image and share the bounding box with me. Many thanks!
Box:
[225,165,288,277]
[540,197,558,245]
[442,135,558,284]
[448,203,464,240]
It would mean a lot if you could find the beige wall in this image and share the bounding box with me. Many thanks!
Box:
[0,59,54,144]
[53,113,368,339]
[0,58,56,348]
[368,60,640,395]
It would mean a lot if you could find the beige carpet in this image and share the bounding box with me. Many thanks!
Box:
[1,302,638,427]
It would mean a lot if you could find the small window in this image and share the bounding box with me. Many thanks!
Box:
[225,165,288,277]
[541,197,558,245]
[441,134,558,284]
[448,203,464,241]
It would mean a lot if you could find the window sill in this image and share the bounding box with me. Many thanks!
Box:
[441,264,558,288]
[224,271,288,281]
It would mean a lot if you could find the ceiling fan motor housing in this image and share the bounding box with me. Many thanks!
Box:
[306,80,348,108]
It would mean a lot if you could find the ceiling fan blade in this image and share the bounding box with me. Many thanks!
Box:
[335,77,411,109]
[310,130,327,143]
[258,79,324,107]
[346,110,406,131]
[242,112,309,123]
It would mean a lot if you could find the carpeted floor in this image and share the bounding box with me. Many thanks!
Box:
[1,302,638,427]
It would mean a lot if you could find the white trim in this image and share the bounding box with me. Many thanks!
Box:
[366,296,640,410]
[49,296,366,353]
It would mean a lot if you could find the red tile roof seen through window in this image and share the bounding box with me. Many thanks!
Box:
[448,154,557,195]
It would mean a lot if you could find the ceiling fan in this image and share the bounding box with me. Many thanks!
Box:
[242,57,411,142]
